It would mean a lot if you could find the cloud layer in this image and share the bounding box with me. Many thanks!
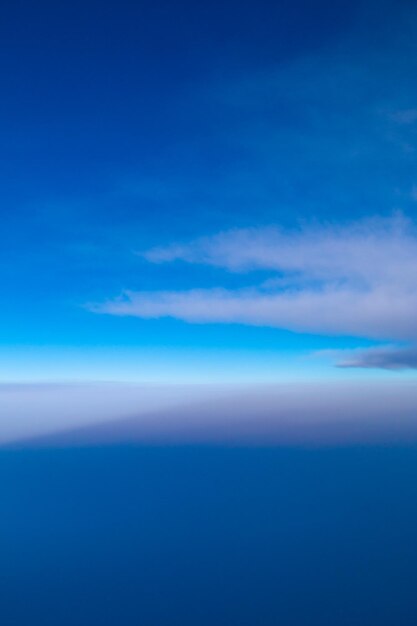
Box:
[3,382,417,447]
[92,216,417,368]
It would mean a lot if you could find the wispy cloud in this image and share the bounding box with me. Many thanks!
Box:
[391,108,417,125]
[141,213,416,287]
[93,215,417,354]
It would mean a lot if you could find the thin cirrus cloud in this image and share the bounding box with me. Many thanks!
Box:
[390,108,417,125]
[91,214,417,369]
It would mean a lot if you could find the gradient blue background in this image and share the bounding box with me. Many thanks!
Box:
[2,1,417,624]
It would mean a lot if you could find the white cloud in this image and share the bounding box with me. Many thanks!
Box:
[94,215,417,346]
[141,214,417,289]
[94,285,417,341]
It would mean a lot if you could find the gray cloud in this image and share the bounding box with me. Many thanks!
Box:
[338,346,417,370]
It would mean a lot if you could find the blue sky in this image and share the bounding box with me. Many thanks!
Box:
[4,6,417,622]
[2,0,417,385]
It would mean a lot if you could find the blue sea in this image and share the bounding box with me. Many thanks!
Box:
[2,445,417,625]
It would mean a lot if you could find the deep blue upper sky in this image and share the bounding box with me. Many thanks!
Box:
[2,0,417,382]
